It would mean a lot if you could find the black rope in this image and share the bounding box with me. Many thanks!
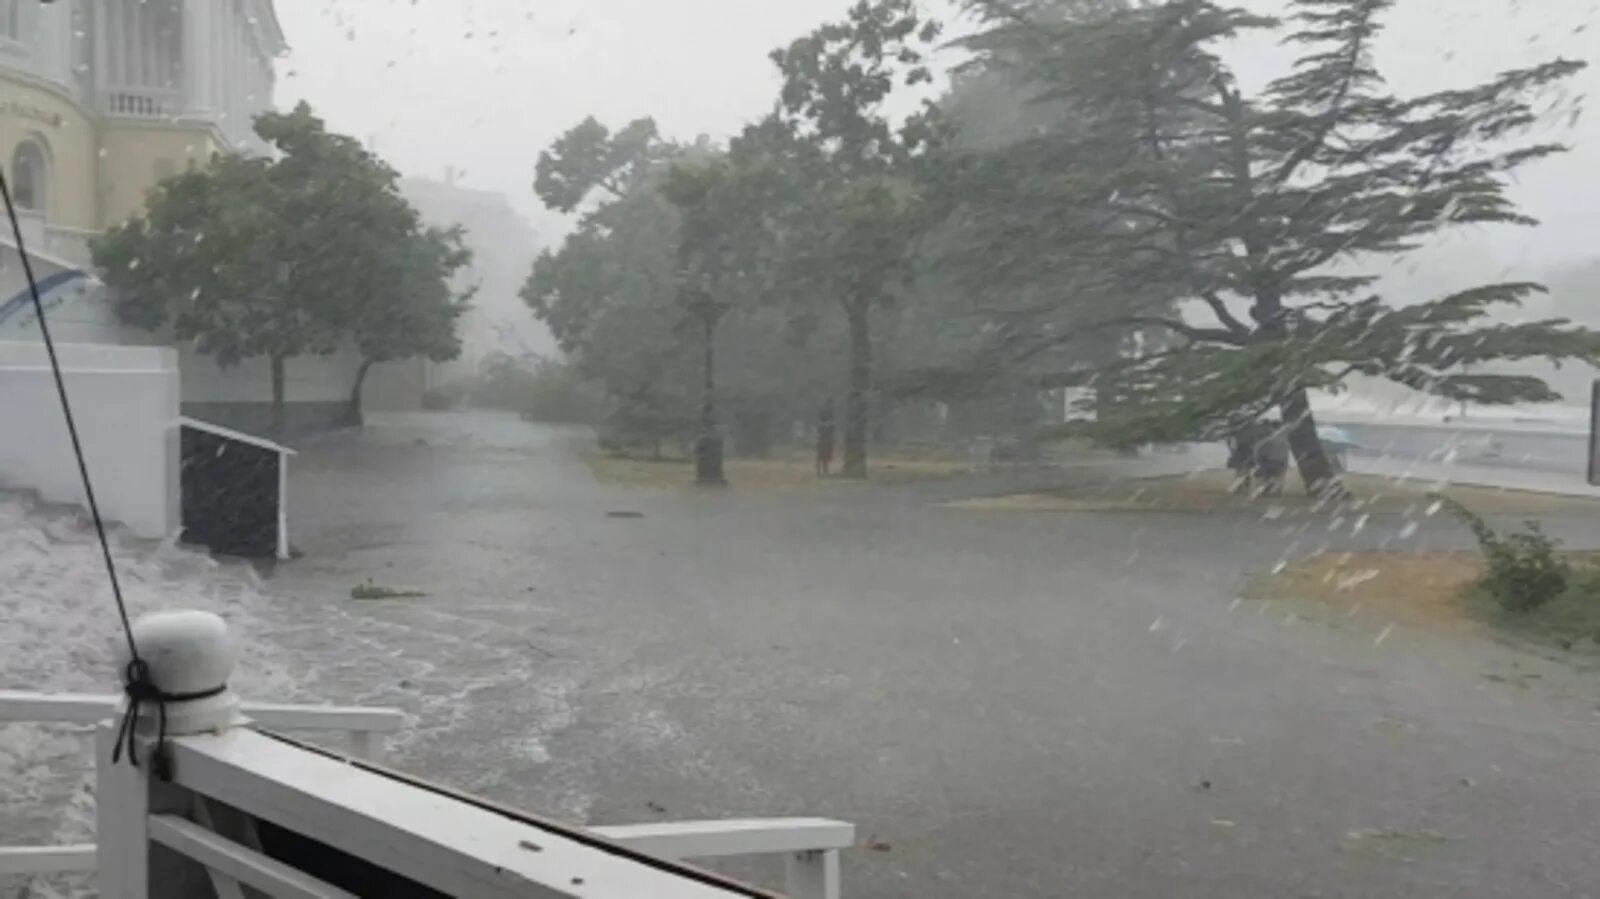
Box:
[0,170,171,775]
[111,659,227,780]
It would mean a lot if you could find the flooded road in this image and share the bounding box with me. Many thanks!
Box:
[7,409,1600,898]
[264,411,1600,898]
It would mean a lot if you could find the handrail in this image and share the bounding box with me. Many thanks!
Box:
[0,689,404,879]
[3,690,852,897]
[0,689,401,747]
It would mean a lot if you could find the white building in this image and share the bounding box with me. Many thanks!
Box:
[0,0,286,266]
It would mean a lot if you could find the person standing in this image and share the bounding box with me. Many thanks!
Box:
[816,400,837,477]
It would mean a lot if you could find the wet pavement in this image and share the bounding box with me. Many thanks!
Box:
[233,410,1600,898]
[13,409,1597,898]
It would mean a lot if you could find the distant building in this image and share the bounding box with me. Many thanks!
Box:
[362,173,547,411]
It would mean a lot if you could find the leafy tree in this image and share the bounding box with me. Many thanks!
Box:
[768,0,944,477]
[954,0,1594,493]
[343,225,474,424]
[534,116,662,213]
[662,137,790,484]
[525,118,697,457]
[95,102,468,433]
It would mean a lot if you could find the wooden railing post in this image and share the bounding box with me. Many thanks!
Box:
[95,722,149,899]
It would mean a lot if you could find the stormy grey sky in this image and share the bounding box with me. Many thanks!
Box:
[275,1,1600,272]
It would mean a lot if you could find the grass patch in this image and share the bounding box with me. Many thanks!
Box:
[948,469,1600,515]
[1250,550,1600,651]
[582,447,973,491]
[350,580,428,601]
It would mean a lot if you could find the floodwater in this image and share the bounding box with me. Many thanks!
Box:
[6,410,1600,897]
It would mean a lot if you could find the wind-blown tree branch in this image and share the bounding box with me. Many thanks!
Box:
[955,0,1593,492]
[534,116,662,213]
[768,0,944,478]
[96,102,464,434]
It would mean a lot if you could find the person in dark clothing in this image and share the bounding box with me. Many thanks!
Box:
[816,401,837,477]
[1227,419,1289,495]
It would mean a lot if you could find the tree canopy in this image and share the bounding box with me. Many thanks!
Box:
[522,0,1595,492]
[94,102,472,431]
[938,0,1594,489]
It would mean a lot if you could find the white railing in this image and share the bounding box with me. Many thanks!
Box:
[0,687,854,897]
[99,726,843,898]
[102,86,180,119]
[594,818,851,898]
[0,688,404,879]
[41,223,97,268]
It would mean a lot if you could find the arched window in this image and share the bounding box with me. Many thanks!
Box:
[11,139,48,212]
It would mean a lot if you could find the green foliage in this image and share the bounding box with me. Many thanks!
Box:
[466,353,602,424]
[1440,496,1570,613]
[939,0,1592,488]
[93,102,470,423]
[534,116,661,213]
[522,137,695,447]
[767,0,946,477]
[350,580,428,601]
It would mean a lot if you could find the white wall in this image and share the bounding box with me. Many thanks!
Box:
[178,342,363,404]
[0,341,180,538]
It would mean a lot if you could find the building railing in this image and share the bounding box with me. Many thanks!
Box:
[41,223,97,267]
[0,688,404,878]
[102,85,181,120]
[1,682,855,897]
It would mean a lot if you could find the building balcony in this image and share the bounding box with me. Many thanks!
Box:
[101,84,182,121]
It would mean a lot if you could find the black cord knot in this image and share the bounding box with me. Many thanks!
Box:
[112,657,227,782]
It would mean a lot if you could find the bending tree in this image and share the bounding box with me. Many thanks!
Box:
[956,0,1594,492]
[768,0,944,478]
[525,117,697,457]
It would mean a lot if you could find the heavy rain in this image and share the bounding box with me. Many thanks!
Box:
[3,1,1600,897]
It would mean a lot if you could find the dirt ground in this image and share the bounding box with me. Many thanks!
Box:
[1248,549,1600,652]
[583,447,976,490]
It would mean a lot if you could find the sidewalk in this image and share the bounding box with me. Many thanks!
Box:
[1351,454,1600,498]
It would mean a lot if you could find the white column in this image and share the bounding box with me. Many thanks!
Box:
[105,0,121,90]
[92,0,109,100]
[181,0,209,114]
[233,10,247,139]
[214,0,228,124]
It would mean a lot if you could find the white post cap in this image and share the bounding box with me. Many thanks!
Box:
[114,610,242,737]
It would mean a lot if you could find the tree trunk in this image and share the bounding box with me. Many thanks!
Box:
[1279,386,1337,495]
[695,313,726,486]
[269,354,287,436]
[842,299,870,479]
[345,358,375,428]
